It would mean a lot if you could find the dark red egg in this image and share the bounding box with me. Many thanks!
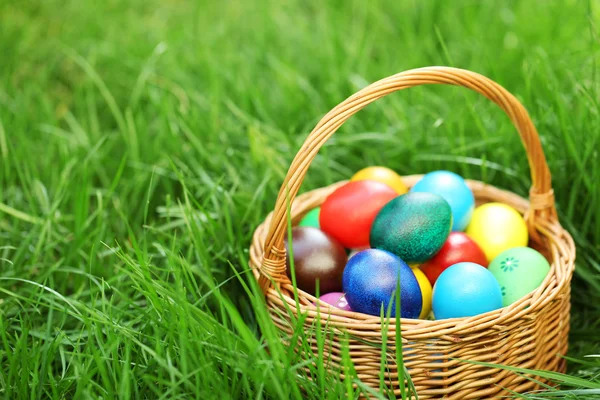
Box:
[420,232,488,286]
[284,227,348,296]
[320,180,397,248]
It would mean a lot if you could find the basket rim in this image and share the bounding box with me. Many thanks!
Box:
[249,175,575,339]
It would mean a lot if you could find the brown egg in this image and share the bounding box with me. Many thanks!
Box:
[284,227,348,296]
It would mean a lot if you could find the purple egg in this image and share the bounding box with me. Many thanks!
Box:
[319,292,352,311]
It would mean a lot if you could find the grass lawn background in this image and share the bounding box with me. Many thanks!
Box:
[1,0,599,398]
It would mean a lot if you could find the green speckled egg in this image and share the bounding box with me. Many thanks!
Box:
[370,193,452,263]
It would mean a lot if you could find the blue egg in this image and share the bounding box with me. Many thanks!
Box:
[342,249,422,318]
[410,171,474,231]
[432,262,502,319]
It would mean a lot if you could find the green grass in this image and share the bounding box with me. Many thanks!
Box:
[1,0,600,398]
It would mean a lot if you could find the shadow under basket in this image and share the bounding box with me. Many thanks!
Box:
[249,67,575,399]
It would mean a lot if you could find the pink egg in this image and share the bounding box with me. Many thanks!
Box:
[319,292,352,311]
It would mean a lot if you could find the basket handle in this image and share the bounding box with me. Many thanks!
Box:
[258,66,556,294]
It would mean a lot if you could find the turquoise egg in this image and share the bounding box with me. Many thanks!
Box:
[411,171,474,231]
[432,262,502,319]
[342,249,422,318]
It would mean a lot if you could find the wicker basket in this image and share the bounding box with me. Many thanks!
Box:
[249,67,575,399]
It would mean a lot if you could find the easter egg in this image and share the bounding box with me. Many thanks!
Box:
[411,171,475,231]
[320,180,397,248]
[343,249,422,318]
[370,192,452,263]
[298,207,320,229]
[466,203,528,261]
[351,166,408,195]
[412,268,432,319]
[420,232,488,286]
[488,247,550,307]
[319,292,352,311]
[432,262,502,319]
[284,227,347,296]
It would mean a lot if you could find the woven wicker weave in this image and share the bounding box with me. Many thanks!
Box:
[249,67,575,399]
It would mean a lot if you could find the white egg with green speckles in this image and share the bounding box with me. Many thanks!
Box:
[488,247,550,307]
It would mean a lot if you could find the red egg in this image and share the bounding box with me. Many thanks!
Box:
[420,232,488,286]
[320,180,397,248]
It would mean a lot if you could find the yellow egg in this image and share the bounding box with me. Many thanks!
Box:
[350,166,408,195]
[413,268,432,319]
[466,202,528,261]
